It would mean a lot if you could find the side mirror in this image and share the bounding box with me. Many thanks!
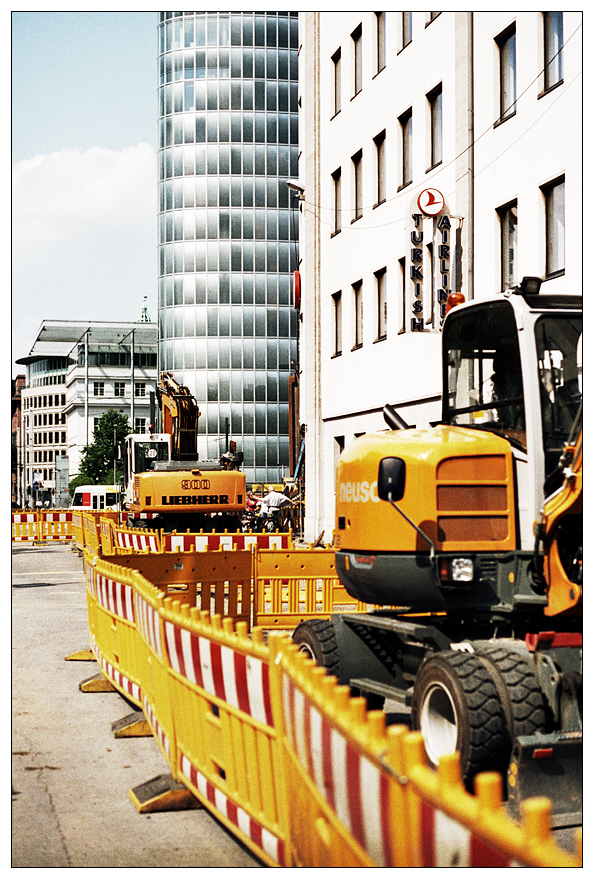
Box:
[377,457,406,502]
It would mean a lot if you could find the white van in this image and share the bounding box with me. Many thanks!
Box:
[70,485,121,511]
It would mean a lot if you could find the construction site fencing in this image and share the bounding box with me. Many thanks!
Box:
[80,547,580,868]
[253,547,368,629]
[12,509,74,543]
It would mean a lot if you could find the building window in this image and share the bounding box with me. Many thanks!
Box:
[375,268,387,341]
[498,200,518,290]
[353,280,363,349]
[332,291,342,356]
[135,382,147,397]
[332,167,342,235]
[135,418,147,433]
[352,24,362,97]
[428,84,443,169]
[542,177,565,277]
[375,12,386,73]
[543,12,563,92]
[496,24,516,123]
[114,381,126,397]
[93,382,104,397]
[427,12,441,25]
[398,108,413,189]
[373,130,386,207]
[400,12,412,50]
[332,47,341,116]
[352,150,363,221]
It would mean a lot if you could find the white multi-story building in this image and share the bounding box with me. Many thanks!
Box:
[17,319,158,505]
[297,11,581,543]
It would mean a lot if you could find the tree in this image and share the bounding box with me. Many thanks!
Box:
[77,409,130,485]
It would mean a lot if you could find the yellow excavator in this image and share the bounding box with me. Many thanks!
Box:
[293,278,582,828]
[123,372,246,532]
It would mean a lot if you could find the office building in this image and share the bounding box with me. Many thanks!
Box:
[157,11,299,485]
[297,12,581,542]
[16,320,158,505]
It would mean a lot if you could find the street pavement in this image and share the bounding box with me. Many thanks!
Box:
[11,543,263,869]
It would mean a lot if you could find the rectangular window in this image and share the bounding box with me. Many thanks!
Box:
[114,381,125,397]
[428,84,443,168]
[352,24,362,97]
[498,200,518,290]
[135,418,147,433]
[399,108,413,188]
[374,130,386,206]
[332,291,342,356]
[496,24,516,122]
[401,12,412,49]
[352,150,363,221]
[375,268,387,340]
[543,12,563,91]
[353,280,363,349]
[332,167,342,234]
[543,176,565,276]
[135,382,147,397]
[93,382,104,397]
[332,48,341,116]
[375,12,386,73]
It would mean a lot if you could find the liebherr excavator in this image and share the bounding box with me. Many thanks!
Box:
[123,372,246,532]
[293,278,582,826]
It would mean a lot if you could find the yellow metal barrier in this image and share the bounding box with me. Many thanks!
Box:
[107,520,163,555]
[272,639,582,869]
[253,548,368,629]
[81,547,581,868]
[40,510,74,541]
[11,512,40,542]
[163,606,289,866]
[72,510,84,551]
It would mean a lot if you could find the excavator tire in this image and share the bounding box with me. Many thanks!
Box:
[411,649,506,791]
[292,619,340,679]
[471,642,548,773]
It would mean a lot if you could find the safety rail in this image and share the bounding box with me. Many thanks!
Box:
[80,548,581,868]
[254,547,369,628]
[12,509,74,543]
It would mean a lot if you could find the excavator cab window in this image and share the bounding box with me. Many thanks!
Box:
[535,315,582,487]
[443,301,526,450]
[133,441,169,474]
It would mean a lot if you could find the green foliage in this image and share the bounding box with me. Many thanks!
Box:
[77,409,130,485]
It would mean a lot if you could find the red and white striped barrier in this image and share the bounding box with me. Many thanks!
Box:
[178,750,287,866]
[163,620,274,726]
[163,532,291,552]
[419,801,521,867]
[135,593,163,658]
[11,512,39,542]
[281,675,394,868]
[95,573,136,623]
[114,530,161,553]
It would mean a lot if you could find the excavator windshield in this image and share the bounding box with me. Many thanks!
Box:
[443,300,526,450]
[133,440,170,474]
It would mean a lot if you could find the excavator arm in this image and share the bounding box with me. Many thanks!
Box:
[157,372,201,461]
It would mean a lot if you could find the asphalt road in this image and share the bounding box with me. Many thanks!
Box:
[11,543,263,869]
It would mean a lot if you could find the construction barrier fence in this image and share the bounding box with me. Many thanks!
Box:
[12,510,74,543]
[81,547,581,868]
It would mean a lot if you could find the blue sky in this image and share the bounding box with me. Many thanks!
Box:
[12,11,160,371]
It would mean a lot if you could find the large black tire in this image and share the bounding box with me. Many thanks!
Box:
[411,650,506,790]
[292,619,340,679]
[471,642,548,771]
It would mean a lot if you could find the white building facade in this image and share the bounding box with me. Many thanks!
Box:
[17,320,158,505]
[297,11,582,543]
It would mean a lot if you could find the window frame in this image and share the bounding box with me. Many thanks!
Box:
[374,267,387,342]
[332,290,343,357]
[542,12,564,94]
[331,47,342,117]
[351,24,362,98]
[352,149,363,222]
[497,199,518,291]
[373,130,386,207]
[398,108,413,190]
[352,279,363,350]
[427,83,443,170]
[331,167,342,235]
[542,176,565,278]
[495,23,517,124]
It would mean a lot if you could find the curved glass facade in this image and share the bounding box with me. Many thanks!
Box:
[157,12,299,484]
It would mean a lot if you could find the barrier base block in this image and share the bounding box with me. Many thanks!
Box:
[79,673,116,693]
[129,774,201,813]
[65,649,95,661]
[112,711,152,738]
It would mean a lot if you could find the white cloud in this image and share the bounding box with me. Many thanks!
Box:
[12,143,158,365]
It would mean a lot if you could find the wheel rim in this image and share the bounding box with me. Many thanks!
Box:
[420,683,459,766]
[296,642,315,661]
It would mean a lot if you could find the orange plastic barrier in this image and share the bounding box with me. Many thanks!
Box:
[163,531,293,552]
[253,548,368,629]
[41,510,74,541]
[11,512,39,542]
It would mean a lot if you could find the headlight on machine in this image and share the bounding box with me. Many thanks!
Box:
[439,557,475,584]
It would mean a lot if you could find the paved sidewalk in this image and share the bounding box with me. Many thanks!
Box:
[11,543,262,869]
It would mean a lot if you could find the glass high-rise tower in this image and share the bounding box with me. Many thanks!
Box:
[157,12,299,485]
